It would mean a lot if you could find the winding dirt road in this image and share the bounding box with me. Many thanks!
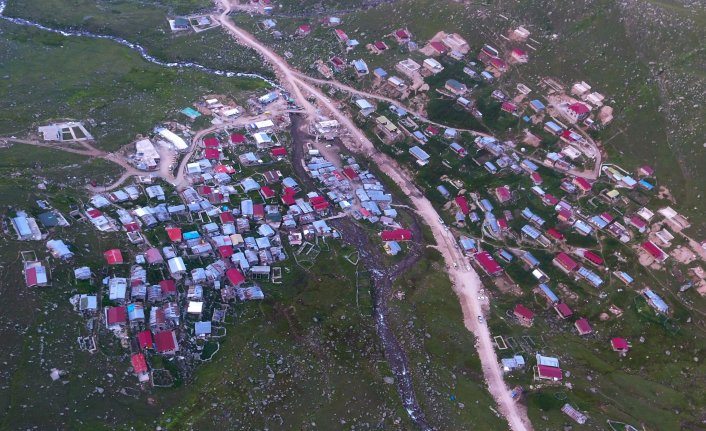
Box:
[214,2,531,429]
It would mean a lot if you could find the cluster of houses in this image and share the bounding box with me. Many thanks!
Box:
[301,148,412,255]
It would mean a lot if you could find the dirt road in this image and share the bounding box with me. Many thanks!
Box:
[214,2,531,429]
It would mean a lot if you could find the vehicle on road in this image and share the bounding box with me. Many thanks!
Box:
[478,315,484,323]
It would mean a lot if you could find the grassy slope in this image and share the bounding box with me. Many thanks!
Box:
[4,0,273,78]
[0,19,267,151]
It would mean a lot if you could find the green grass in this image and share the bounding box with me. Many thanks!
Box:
[4,0,273,78]
[0,19,268,151]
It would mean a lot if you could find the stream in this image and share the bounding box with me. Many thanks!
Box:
[0,0,279,88]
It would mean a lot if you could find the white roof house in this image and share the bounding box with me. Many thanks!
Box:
[156,128,188,151]
[168,257,186,275]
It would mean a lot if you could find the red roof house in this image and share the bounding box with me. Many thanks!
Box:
[501,102,518,114]
[297,24,311,36]
[429,41,447,54]
[271,147,287,157]
[581,250,604,266]
[165,227,181,242]
[230,134,245,144]
[495,186,512,203]
[553,252,578,272]
[343,167,359,180]
[542,194,559,206]
[159,279,177,296]
[454,196,470,215]
[510,48,528,62]
[394,29,411,41]
[574,318,592,335]
[611,337,630,353]
[474,251,503,276]
[554,303,573,319]
[137,330,153,349]
[489,57,508,72]
[218,245,234,258]
[204,148,220,160]
[373,41,387,51]
[105,306,127,326]
[381,229,412,241]
[226,268,245,286]
[537,365,563,381]
[334,28,348,41]
[131,353,149,374]
[573,177,592,192]
[546,228,565,241]
[642,241,666,262]
[203,137,219,148]
[104,249,124,265]
[425,125,439,136]
[260,186,275,200]
[219,211,235,224]
[154,330,179,354]
[568,102,591,120]
[514,304,535,327]
[530,172,543,185]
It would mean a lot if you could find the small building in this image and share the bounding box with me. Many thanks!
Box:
[474,251,503,276]
[611,337,630,354]
[154,330,179,355]
[554,303,573,319]
[574,318,592,335]
[514,304,534,327]
[409,146,430,165]
[445,79,467,95]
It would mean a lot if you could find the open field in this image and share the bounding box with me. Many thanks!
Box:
[4,0,273,78]
[0,19,268,151]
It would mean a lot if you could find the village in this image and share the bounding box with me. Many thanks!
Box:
[2,0,705,429]
[224,8,706,426]
[7,87,417,387]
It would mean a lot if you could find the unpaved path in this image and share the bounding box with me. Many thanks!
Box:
[214,2,531,429]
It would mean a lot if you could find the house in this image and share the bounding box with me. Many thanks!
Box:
[611,337,630,354]
[474,251,503,276]
[441,33,469,53]
[445,79,467,95]
[495,186,512,203]
[642,288,669,314]
[514,304,534,327]
[428,41,447,55]
[47,239,74,260]
[168,256,187,277]
[450,142,466,157]
[105,306,127,330]
[381,229,412,241]
[530,99,546,112]
[24,261,48,287]
[455,196,470,215]
[137,330,153,349]
[373,67,388,79]
[131,353,150,382]
[296,24,311,36]
[501,102,518,115]
[544,121,564,135]
[394,28,411,43]
[566,102,591,122]
[422,58,444,74]
[489,57,508,72]
[384,241,402,256]
[554,303,573,319]
[501,355,526,372]
[154,330,179,355]
[510,48,528,63]
[226,268,245,287]
[104,249,124,265]
[574,318,592,335]
[355,99,375,116]
[409,146,430,165]
[642,240,667,263]
[573,177,592,192]
[538,283,559,304]
[334,28,348,41]
[352,59,369,76]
